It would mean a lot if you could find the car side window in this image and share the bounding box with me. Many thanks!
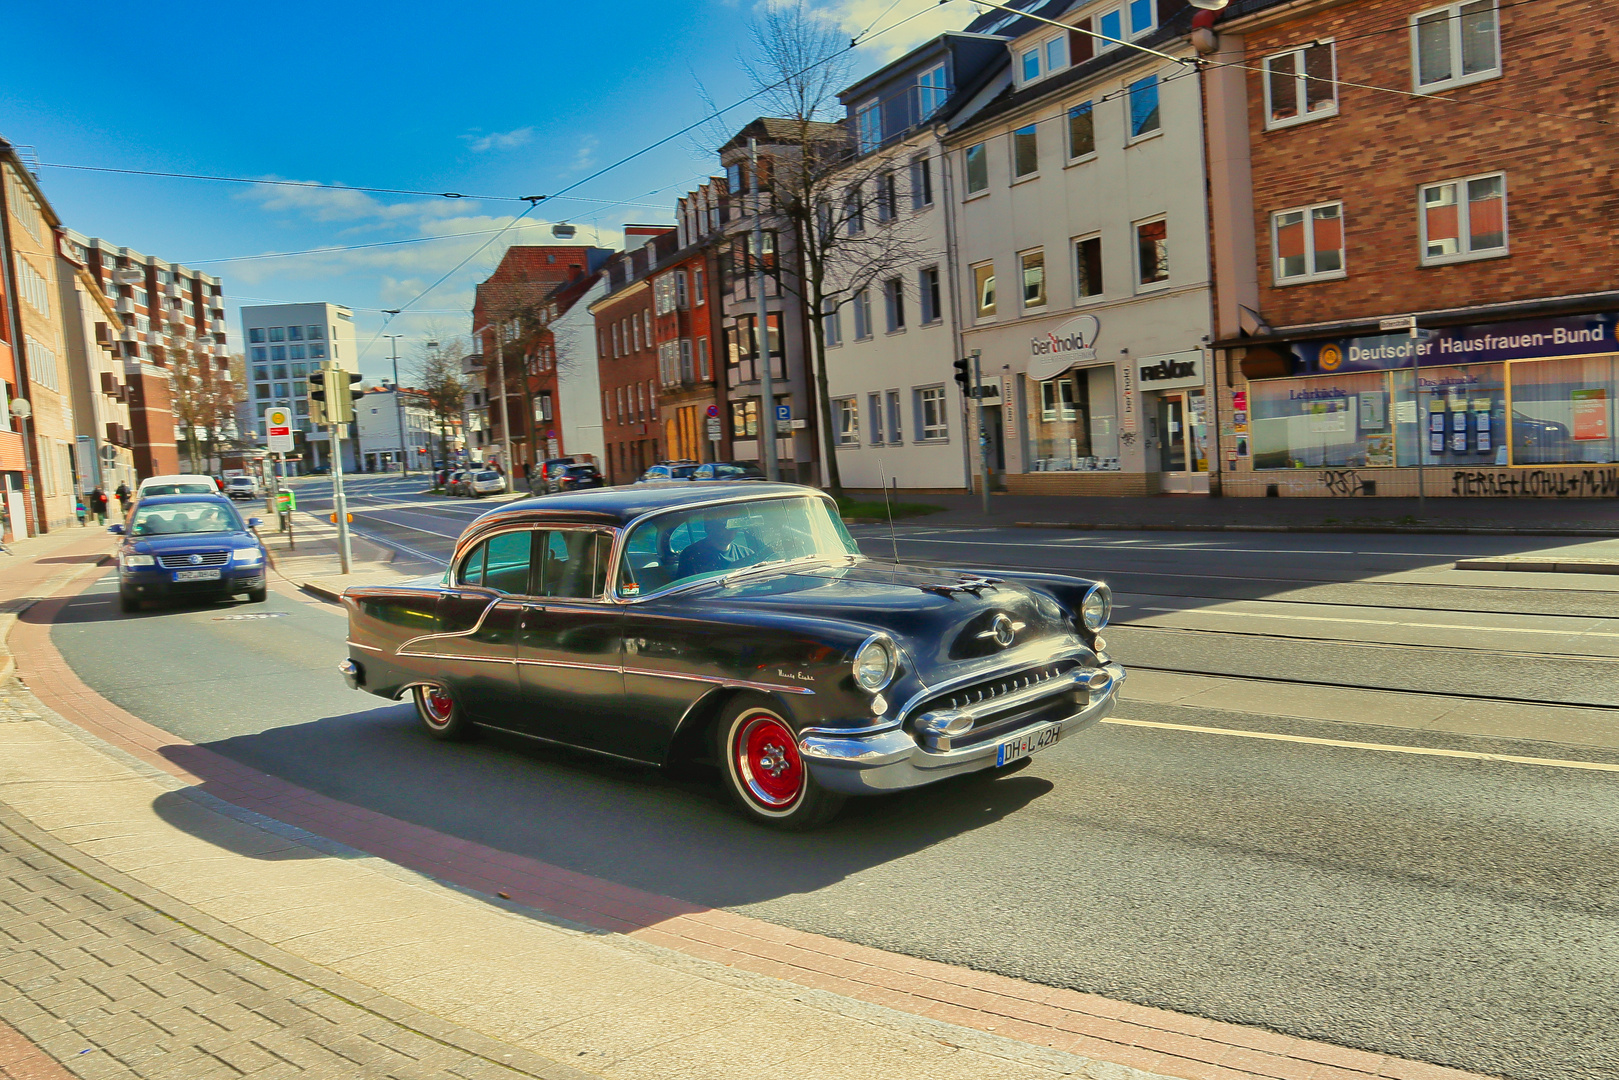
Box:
[536,530,611,599]
[483,531,535,594]
[456,542,487,587]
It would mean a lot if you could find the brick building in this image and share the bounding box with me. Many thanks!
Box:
[471,244,611,477]
[660,182,729,462]
[1205,0,1618,498]
[590,227,674,484]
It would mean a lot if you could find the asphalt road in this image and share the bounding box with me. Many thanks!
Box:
[51,476,1619,1080]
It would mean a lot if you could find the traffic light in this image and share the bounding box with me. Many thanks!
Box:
[307,366,329,426]
[342,369,364,423]
[953,358,972,395]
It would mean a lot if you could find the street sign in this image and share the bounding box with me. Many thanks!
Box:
[705,404,720,419]
[1379,315,1416,332]
[706,417,722,438]
[275,491,295,513]
[266,407,294,453]
[775,404,791,422]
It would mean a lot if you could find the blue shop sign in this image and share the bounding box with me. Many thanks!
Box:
[1293,313,1618,375]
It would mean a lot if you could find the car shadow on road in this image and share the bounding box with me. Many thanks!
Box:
[155,702,1053,911]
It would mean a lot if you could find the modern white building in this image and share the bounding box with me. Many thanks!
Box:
[947,0,1216,495]
[240,302,359,472]
[355,386,434,472]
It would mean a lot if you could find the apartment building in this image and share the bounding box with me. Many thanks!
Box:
[1205,0,1618,498]
[56,233,135,495]
[661,184,728,463]
[242,303,358,472]
[355,386,434,472]
[591,228,673,484]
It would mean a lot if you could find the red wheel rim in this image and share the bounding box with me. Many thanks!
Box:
[734,714,804,809]
[422,687,453,726]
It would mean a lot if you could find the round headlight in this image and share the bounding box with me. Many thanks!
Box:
[1081,584,1111,632]
[853,637,896,692]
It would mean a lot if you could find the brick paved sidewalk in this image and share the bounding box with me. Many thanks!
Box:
[0,804,593,1080]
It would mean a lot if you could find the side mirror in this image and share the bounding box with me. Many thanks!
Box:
[108,524,125,534]
[246,517,263,529]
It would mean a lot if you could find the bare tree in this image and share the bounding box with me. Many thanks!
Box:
[732,1,936,496]
[411,334,471,469]
[167,340,239,472]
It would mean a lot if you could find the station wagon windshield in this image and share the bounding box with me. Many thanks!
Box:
[129,501,243,536]
[617,495,858,597]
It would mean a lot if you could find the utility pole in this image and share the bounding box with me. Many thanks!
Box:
[492,316,515,479]
[972,349,990,515]
[383,333,408,477]
[749,136,779,482]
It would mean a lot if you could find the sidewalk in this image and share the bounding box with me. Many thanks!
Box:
[0,510,1495,1079]
[256,508,441,601]
[843,491,1619,535]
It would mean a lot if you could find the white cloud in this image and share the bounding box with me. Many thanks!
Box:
[461,127,536,152]
[804,0,973,62]
[570,135,600,174]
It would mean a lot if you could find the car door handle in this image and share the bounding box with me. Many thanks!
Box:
[521,603,547,628]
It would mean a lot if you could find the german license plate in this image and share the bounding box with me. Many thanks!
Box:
[997,722,1063,766]
[172,568,221,581]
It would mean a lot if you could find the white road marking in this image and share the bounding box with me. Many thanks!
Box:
[886,536,1465,558]
[1126,607,1619,638]
[1103,718,1619,773]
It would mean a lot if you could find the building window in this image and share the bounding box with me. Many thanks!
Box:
[877,171,897,222]
[836,397,860,445]
[1099,8,1122,45]
[846,185,865,234]
[270,346,287,362]
[249,328,265,344]
[269,327,285,342]
[676,270,689,308]
[857,100,881,153]
[1265,41,1338,128]
[884,278,906,332]
[1013,125,1039,178]
[919,266,941,324]
[698,338,711,379]
[869,393,885,444]
[308,325,323,339]
[287,325,304,341]
[1045,35,1067,73]
[1273,202,1345,282]
[679,339,694,381]
[823,298,842,348]
[965,143,989,195]
[251,347,267,362]
[1129,0,1155,36]
[918,64,949,117]
[1020,249,1046,309]
[887,390,903,444]
[1075,235,1104,298]
[1135,218,1169,287]
[604,391,612,420]
[1128,76,1160,139]
[1413,1,1499,92]
[732,398,758,437]
[1022,49,1041,82]
[727,162,745,194]
[310,343,326,358]
[853,289,873,340]
[695,269,705,303]
[910,155,933,210]
[1067,101,1095,160]
[917,386,949,440]
[973,262,996,319]
[290,345,306,360]
[1420,172,1506,264]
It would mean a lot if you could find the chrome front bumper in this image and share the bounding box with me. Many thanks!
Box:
[798,660,1126,795]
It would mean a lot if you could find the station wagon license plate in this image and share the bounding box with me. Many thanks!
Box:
[172,569,221,582]
[997,722,1064,766]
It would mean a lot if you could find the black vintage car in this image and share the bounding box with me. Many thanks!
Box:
[339,484,1123,828]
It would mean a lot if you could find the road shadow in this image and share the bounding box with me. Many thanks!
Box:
[39,577,259,624]
[155,702,1051,909]
[151,789,329,861]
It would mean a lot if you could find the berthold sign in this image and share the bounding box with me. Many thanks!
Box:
[1137,349,1203,390]
[1028,315,1100,382]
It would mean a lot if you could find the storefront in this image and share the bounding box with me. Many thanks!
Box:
[1222,312,1618,497]
[963,294,1213,497]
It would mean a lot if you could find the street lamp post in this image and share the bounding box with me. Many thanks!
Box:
[382,334,407,477]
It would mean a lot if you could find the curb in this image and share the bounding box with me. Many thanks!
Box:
[299,580,345,603]
[1014,520,1619,536]
[1456,556,1619,574]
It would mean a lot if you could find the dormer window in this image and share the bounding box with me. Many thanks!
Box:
[1129,0,1155,35]
[1098,8,1122,45]
[1021,49,1040,81]
[918,64,948,117]
[1045,36,1067,73]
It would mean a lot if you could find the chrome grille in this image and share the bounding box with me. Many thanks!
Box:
[156,551,230,569]
[927,660,1077,714]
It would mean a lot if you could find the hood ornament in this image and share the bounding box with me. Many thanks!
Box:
[977,613,1024,648]
[188,553,203,565]
[921,574,1002,598]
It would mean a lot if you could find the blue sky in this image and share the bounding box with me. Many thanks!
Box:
[3,0,972,381]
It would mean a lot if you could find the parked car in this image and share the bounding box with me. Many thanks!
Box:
[137,474,219,497]
[635,462,699,484]
[445,470,470,495]
[552,463,604,492]
[338,484,1122,829]
[466,470,508,497]
[691,461,767,482]
[110,495,268,612]
[534,457,577,493]
[224,476,263,501]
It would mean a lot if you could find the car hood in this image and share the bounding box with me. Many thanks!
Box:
[130,531,259,554]
[688,558,1081,679]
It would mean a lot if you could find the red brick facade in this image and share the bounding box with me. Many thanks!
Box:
[594,279,662,485]
[651,249,722,463]
[1243,0,1617,327]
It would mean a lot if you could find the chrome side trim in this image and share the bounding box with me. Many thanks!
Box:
[397,592,502,654]
[394,651,516,665]
[621,665,816,696]
[514,656,620,674]
[346,640,385,653]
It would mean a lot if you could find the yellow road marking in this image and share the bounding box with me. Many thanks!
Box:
[1102,717,1619,773]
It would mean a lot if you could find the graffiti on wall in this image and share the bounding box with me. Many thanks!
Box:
[1451,468,1619,497]
[1320,470,1373,496]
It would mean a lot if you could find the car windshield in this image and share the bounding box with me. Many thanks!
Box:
[566,466,596,475]
[670,465,698,479]
[144,482,215,495]
[715,464,763,479]
[617,495,858,597]
[129,501,242,536]
[476,471,498,481]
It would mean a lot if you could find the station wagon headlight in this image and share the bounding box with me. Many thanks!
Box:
[233,547,264,564]
[853,636,896,692]
[1081,584,1111,632]
[122,554,155,568]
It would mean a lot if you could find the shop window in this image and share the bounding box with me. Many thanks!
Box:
[1020,249,1046,309]
[1250,369,1399,470]
[1067,102,1096,160]
[1028,368,1119,471]
[1507,356,1617,466]
[1013,125,1039,178]
[1135,218,1169,288]
[1265,41,1338,129]
[965,143,989,195]
[1412,0,1499,92]
[1272,202,1345,283]
[1394,363,1507,467]
[973,262,996,319]
[1420,173,1506,264]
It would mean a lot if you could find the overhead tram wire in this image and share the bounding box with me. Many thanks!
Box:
[32,163,528,202]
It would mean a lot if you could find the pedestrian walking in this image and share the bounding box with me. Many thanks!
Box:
[114,482,131,517]
[76,499,88,526]
[91,488,109,526]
